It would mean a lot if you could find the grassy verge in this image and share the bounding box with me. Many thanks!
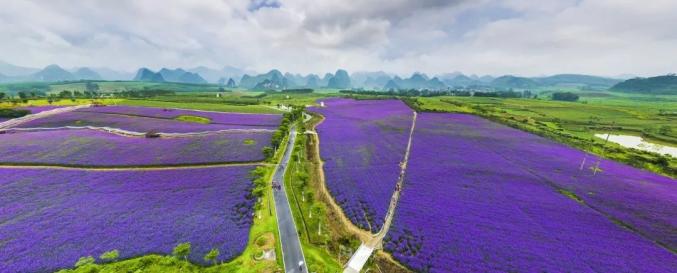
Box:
[282,126,343,273]
[175,115,211,124]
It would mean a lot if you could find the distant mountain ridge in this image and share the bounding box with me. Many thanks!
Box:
[72,68,102,80]
[0,61,40,77]
[611,75,677,95]
[159,68,207,84]
[240,70,288,89]
[0,60,647,92]
[133,68,165,82]
[32,65,76,82]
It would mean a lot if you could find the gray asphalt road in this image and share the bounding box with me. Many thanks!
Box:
[273,126,308,273]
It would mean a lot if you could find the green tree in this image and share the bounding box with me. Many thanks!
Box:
[0,92,5,100]
[250,166,269,198]
[74,256,95,267]
[552,92,579,102]
[262,146,274,160]
[204,248,220,265]
[99,249,119,262]
[173,242,191,260]
[85,82,100,93]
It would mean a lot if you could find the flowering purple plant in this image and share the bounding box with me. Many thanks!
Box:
[16,111,277,133]
[385,113,677,272]
[311,98,414,232]
[0,166,256,273]
[0,129,271,166]
[79,106,281,127]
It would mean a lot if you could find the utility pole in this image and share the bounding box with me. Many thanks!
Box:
[593,121,614,175]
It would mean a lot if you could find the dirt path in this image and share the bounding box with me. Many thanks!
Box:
[369,111,417,247]
[0,105,90,129]
[308,114,374,242]
[7,126,275,138]
[0,162,268,171]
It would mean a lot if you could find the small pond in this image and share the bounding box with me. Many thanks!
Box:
[595,133,677,157]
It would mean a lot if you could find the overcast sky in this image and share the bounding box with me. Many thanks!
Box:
[1,0,675,77]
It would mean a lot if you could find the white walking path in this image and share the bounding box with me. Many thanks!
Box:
[0,105,90,129]
[343,111,418,273]
[344,244,375,273]
[7,126,275,137]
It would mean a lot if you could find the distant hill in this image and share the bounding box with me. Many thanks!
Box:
[226,78,237,88]
[241,70,288,90]
[443,74,481,87]
[159,68,207,84]
[351,71,391,89]
[491,75,539,89]
[533,74,620,89]
[0,61,39,77]
[306,74,321,88]
[383,73,446,90]
[327,69,351,89]
[187,66,246,83]
[133,68,165,82]
[91,67,135,81]
[284,72,308,88]
[32,65,75,82]
[383,79,400,90]
[72,67,102,80]
[610,75,677,95]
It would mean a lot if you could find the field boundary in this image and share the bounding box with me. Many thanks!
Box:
[75,109,282,126]
[0,162,269,171]
[6,126,275,138]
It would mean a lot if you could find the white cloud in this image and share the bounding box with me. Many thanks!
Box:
[0,0,675,77]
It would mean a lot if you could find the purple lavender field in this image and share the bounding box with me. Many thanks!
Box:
[385,113,677,272]
[78,105,281,128]
[312,98,413,232]
[0,166,256,273]
[0,129,271,165]
[15,111,275,133]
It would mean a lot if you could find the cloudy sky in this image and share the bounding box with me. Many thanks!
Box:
[1,0,675,77]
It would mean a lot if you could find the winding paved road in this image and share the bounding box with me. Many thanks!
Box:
[272,126,308,273]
